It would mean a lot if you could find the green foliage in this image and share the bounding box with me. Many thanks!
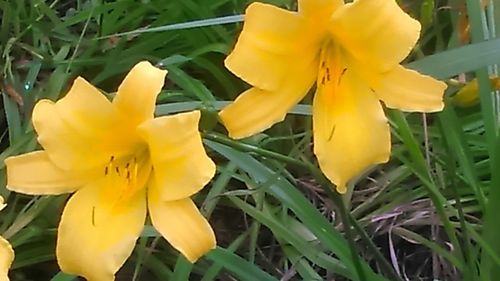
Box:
[1,0,500,280]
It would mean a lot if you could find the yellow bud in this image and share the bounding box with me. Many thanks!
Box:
[452,77,500,107]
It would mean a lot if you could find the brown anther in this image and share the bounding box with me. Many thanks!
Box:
[328,125,336,141]
[91,206,96,226]
[338,68,347,85]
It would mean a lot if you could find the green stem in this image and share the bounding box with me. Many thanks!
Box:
[331,192,368,281]
[307,164,402,281]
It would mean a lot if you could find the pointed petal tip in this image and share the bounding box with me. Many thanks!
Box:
[218,82,312,140]
[0,236,13,281]
[135,61,168,76]
[184,230,216,263]
[218,115,253,140]
[5,151,87,195]
[113,60,168,124]
[148,197,216,264]
[332,0,421,71]
[73,76,89,85]
[376,66,447,113]
[335,184,347,194]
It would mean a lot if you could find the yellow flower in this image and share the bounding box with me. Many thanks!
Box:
[5,62,216,280]
[219,0,447,193]
[0,196,14,281]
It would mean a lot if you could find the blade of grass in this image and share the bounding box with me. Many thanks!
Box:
[206,139,391,281]
[171,256,193,281]
[99,15,244,39]
[206,247,278,281]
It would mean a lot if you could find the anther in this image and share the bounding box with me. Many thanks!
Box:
[91,206,96,226]
[328,125,336,141]
[321,61,326,68]
[338,68,347,85]
[321,76,326,85]
[104,166,109,175]
[115,166,120,175]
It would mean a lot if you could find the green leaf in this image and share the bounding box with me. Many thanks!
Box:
[206,247,277,281]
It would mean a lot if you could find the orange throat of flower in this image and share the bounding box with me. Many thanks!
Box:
[92,151,150,227]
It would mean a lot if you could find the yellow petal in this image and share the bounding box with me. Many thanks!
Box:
[331,0,421,72]
[452,77,500,107]
[113,61,167,125]
[298,0,342,17]
[225,3,320,91]
[0,236,13,281]
[148,181,215,262]
[33,78,137,171]
[5,151,95,195]
[313,71,390,193]
[0,196,5,212]
[56,177,147,281]
[375,65,447,112]
[452,78,480,107]
[137,111,215,201]
[220,59,317,139]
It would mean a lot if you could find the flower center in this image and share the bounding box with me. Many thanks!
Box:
[92,150,150,227]
[317,40,347,92]
[316,40,348,141]
[104,155,139,187]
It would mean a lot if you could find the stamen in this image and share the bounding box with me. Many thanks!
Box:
[91,206,96,226]
[115,166,120,175]
[132,161,138,187]
[328,125,336,141]
[338,68,347,85]
[104,155,116,175]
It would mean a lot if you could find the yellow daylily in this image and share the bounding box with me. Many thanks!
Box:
[0,196,14,281]
[219,0,447,193]
[5,62,216,281]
